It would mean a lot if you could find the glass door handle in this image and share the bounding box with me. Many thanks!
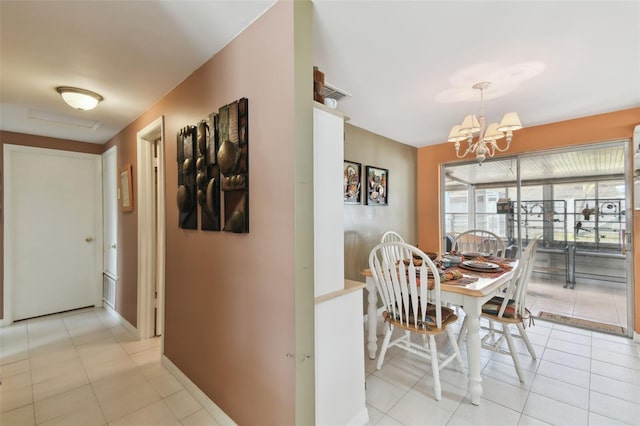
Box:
[622,231,631,254]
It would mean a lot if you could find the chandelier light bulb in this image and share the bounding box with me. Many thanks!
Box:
[498,112,523,132]
[448,125,468,142]
[483,123,505,141]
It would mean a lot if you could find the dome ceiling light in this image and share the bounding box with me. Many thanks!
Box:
[55,86,104,111]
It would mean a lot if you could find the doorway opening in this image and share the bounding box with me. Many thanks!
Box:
[442,140,633,336]
[136,116,166,339]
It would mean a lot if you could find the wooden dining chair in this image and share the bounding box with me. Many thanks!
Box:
[369,241,465,400]
[457,236,540,382]
[452,229,506,258]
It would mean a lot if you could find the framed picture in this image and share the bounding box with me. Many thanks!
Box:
[119,164,134,212]
[365,165,388,206]
[344,160,362,204]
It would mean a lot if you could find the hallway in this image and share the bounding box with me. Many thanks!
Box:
[0,308,217,426]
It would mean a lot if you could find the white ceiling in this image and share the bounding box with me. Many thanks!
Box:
[1,1,639,147]
[0,0,277,144]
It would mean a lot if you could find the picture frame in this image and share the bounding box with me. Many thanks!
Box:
[344,160,362,204]
[119,164,134,212]
[365,165,388,206]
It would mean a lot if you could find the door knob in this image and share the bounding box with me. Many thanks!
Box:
[111,243,117,249]
[85,237,94,243]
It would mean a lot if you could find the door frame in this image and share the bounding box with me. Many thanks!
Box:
[629,125,639,340]
[136,116,166,339]
[102,146,118,297]
[2,144,103,326]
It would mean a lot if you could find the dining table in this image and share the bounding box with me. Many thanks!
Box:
[361,257,517,406]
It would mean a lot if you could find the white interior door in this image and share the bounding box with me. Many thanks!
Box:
[103,146,118,278]
[4,145,103,322]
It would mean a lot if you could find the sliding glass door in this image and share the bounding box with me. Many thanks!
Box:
[441,140,632,336]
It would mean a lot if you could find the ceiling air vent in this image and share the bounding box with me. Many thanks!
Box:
[321,82,351,101]
[28,108,100,130]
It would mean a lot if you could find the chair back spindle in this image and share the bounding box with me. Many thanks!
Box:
[380,231,408,266]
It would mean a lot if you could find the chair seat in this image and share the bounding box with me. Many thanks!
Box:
[383,306,458,334]
[481,296,534,324]
[482,295,516,317]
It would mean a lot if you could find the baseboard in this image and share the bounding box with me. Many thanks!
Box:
[162,355,237,426]
[634,331,640,343]
[346,407,370,426]
[104,303,140,339]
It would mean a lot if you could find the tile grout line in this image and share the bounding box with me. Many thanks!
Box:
[67,311,111,426]
[102,313,181,424]
[25,320,37,426]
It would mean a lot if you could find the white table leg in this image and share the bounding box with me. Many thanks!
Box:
[464,301,483,405]
[365,277,378,360]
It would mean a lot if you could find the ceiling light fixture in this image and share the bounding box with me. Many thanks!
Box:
[447,82,521,163]
[56,86,104,111]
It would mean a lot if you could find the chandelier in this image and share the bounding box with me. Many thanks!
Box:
[447,82,522,163]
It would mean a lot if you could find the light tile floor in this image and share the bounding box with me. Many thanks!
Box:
[2,305,639,426]
[0,308,218,426]
[527,274,628,331]
[365,311,640,426]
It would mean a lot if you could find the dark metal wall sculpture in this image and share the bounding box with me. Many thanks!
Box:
[197,114,221,231]
[177,125,198,229]
[218,98,249,233]
[177,98,248,233]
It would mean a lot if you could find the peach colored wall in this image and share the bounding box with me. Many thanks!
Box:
[0,131,103,319]
[103,2,297,423]
[417,108,640,333]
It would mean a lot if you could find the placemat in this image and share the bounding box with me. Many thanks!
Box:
[448,265,510,279]
[415,274,479,289]
[444,276,479,286]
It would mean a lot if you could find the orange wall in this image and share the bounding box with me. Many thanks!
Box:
[417,107,640,333]
[102,2,297,423]
[0,131,103,319]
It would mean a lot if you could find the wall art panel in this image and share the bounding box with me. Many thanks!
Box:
[218,98,249,233]
[177,125,198,229]
[198,114,221,231]
[344,160,362,204]
[365,165,388,206]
